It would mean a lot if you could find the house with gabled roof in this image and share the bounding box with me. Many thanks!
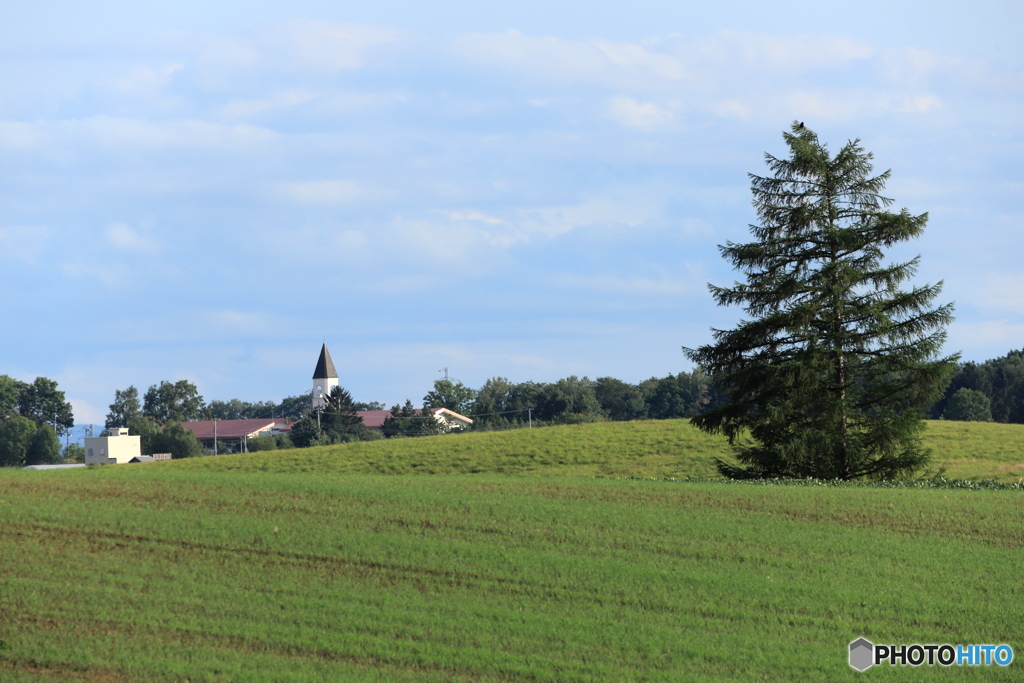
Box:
[180,418,292,453]
[356,407,473,432]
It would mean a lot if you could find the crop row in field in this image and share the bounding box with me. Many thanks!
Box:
[2,467,1022,681]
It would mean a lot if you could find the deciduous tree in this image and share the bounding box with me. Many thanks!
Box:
[423,379,476,416]
[18,377,74,435]
[942,388,992,422]
[275,394,312,421]
[143,380,205,422]
[126,415,162,456]
[151,422,204,459]
[0,416,38,467]
[106,386,141,429]
[206,398,277,420]
[0,375,23,415]
[594,377,648,421]
[26,424,62,466]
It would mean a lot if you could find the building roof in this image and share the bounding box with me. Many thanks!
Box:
[430,407,474,426]
[354,410,390,429]
[355,408,473,429]
[180,418,292,441]
[23,464,88,470]
[313,343,338,380]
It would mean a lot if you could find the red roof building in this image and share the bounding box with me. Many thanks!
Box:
[356,408,473,431]
[180,418,293,453]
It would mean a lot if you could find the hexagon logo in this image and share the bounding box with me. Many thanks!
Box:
[849,638,874,671]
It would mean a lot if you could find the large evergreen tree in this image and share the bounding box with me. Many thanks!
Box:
[685,123,957,480]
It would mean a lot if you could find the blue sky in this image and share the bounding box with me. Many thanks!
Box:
[2,1,1021,424]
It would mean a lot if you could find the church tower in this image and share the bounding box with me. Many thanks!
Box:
[312,343,339,409]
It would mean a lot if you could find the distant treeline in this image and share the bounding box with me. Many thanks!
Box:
[104,371,722,430]
[929,348,1024,423]
[460,372,723,429]
[169,348,1024,429]
[97,347,1024,450]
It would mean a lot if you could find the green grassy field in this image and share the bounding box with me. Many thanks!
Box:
[1,419,1022,681]
[169,418,1024,483]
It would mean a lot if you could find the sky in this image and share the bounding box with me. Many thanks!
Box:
[2,1,1022,425]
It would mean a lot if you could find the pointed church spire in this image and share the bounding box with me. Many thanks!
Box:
[313,343,338,380]
[312,343,339,410]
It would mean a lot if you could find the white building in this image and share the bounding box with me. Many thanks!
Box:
[84,427,141,465]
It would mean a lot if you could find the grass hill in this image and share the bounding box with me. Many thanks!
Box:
[170,418,1024,483]
[1,418,1022,681]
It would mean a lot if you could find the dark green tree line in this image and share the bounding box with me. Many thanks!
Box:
[930,349,1024,423]
[1,374,75,467]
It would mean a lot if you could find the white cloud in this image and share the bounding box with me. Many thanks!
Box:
[270,20,410,71]
[711,99,752,120]
[192,33,262,87]
[201,310,277,333]
[221,89,321,120]
[515,190,665,242]
[452,29,882,99]
[0,122,45,150]
[274,180,388,206]
[454,30,690,88]
[385,215,507,273]
[549,272,698,297]
[877,47,947,88]
[593,39,687,80]
[108,63,184,98]
[226,89,410,122]
[57,260,129,287]
[440,209,504,225]
[0,225,49,263]
[713,89,948,122]
[680,31,875,73]
[893,94,943,114]
[608,96,677,130]
[67,397,104,426]
[106,223,161,253]
[78,116,276,151]
[424,189,672,250]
